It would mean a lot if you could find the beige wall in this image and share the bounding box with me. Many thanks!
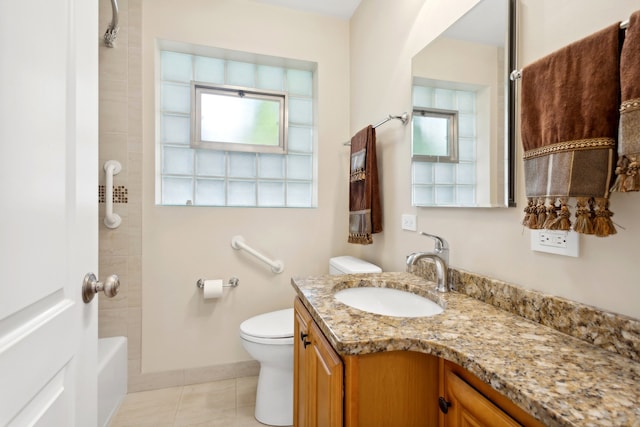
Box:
[140,0,351,373]
[350,0,640,319]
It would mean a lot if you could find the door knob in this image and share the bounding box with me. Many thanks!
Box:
[82,273,120,303]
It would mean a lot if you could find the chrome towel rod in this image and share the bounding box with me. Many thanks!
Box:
[104,0,119,48]
[343,112,409,145]
[510,19,630,81]
[373,112,409,128]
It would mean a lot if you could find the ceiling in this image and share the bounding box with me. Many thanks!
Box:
[251,0,362,20]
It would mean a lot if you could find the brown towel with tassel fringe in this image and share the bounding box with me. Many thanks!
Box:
[520,23,620,237]
[348,125,382,244]
[612,10,640,192]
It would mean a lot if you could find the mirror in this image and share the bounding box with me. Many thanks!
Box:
[411,0,516,207]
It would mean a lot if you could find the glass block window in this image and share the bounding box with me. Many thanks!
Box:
[412,85,477,207]
[158,49,316,207]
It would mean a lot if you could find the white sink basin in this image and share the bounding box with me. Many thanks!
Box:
[334,287,443,317]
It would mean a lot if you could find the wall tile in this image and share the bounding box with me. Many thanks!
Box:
[98,255,129,311]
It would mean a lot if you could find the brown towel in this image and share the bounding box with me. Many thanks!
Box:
[348,125,382,244]
[612,10,640,192]
[520,23,620,237]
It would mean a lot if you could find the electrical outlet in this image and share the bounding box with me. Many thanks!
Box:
[530,229,579,257]
[401,214,417,231]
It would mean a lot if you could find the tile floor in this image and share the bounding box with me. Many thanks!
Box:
[108,376,267,427]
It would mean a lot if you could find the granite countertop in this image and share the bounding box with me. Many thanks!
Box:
[291,272,640,427]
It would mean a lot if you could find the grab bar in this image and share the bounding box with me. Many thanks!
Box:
[104,160,122,229]
[231,235,284,274]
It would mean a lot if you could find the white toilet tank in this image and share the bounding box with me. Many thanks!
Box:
[329,256,382,275]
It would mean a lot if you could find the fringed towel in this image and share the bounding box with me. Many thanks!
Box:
[520,23,620,237]
[612,10,640,192]
[348,125,382,244]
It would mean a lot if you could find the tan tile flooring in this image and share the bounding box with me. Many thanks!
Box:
[108,376,267,427]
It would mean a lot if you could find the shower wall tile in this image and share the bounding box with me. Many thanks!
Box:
[126,163,142,206]
[100,225,130,258]
[127,256,142,308]
[99,79,129,134]
[98,255,129,311]
[99,308,129,337]
[127,308,142,360]
[100,45,128,81]
[99,133,129,183]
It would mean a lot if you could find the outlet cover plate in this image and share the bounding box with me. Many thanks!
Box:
[531,229,579,257]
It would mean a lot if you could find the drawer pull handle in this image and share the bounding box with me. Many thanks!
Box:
[300,332,311,348]
[438,396,451,414]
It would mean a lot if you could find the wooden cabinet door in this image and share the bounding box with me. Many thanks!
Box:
[443,369,520,427]
[441,361,545,427]
[309,320,343,427]
[294,298,312,427]
[295,297,344,427]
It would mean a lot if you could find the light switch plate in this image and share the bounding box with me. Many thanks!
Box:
[401,214,417,231]
[530,229,579,257]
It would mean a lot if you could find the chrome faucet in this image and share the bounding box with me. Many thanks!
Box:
[406,232,450,293]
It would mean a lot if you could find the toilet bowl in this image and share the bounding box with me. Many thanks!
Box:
[239,257,380,426]
[240,308,294,426]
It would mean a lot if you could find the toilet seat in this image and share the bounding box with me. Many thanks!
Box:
[240,308,294,345]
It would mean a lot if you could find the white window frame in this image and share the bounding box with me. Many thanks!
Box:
[191,82,289,154]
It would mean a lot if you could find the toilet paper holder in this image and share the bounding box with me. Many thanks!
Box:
[196,277,240,289]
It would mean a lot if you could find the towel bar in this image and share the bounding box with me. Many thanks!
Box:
[511,19,630,81]
[343,112,408,145]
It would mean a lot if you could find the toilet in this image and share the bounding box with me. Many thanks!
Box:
[240,308,294,426]
[239,256,381,426]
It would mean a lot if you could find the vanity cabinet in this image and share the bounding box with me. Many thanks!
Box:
[439,360,545,427]
[294,297,439,427]
[295,297,545,427]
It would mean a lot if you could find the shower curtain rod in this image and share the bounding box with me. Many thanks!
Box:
[510,19,629,81]
[343,112,409,145]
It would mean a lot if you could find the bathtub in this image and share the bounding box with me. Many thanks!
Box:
[98,336,127,427]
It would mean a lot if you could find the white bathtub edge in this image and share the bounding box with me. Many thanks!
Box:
[98,336,127,427]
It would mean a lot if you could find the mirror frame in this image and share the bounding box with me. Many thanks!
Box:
[507,0,517,207]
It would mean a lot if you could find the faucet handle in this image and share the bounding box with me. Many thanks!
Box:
[420,232,449,252]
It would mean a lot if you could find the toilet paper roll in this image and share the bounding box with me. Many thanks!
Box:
[202,279,223,299]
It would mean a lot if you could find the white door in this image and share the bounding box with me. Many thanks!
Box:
[0,0,99,426]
